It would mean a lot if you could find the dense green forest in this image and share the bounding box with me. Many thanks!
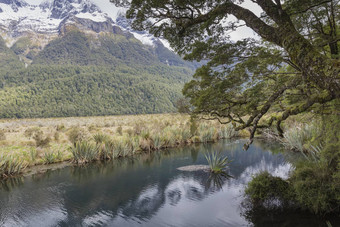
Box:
[0,30,194,118]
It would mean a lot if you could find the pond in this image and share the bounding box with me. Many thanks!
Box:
[0,139,338,226]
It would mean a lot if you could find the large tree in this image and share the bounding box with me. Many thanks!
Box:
[112,0,340,148]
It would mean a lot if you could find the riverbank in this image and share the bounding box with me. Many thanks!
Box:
[0,114,246,179]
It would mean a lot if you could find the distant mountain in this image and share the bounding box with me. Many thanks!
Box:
[0,0,196,118]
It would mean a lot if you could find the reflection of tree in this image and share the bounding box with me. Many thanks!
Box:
[0,139,297,226]
[240,201,340,227]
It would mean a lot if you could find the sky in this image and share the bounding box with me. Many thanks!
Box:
[24,0,261,41]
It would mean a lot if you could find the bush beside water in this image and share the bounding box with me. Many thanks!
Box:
[246,115,340,215]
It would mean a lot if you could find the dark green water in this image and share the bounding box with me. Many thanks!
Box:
[0,139,338,226]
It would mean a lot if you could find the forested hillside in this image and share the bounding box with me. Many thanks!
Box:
[0,30,194,118]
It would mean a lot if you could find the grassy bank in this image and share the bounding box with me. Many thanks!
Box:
[0,114,242,178]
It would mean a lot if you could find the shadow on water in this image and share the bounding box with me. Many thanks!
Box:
[0,139,339,226]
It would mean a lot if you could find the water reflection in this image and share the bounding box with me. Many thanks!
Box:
[0,139,337,226]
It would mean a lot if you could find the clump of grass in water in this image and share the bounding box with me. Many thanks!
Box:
[71,141,99,164]
[0,155,26,178]
[205,151,231,173]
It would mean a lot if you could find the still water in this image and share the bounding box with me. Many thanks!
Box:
[0,139,338,226]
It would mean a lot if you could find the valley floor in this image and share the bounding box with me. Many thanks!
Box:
[0,114,238,177]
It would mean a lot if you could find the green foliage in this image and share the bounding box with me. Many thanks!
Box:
[33,131,51,148]
[99,140,115,160]
[246,115,340,214]
[24,127,41,138]
[204,151,231,173]
[10,37,31,55]
[0,155,26,178]
[290,160,338,214]
[114,0,339,146]
[43,151,58,164]
[0,29,194,119]
[68,128,87,146]
[189,115,198,136]
[290,114,340,214]
[199,124,216,143]
[282,123,319,153]
[93,133,110,145]
[0,63,192,118]
[175,98,190,113]
[29,149,37,162]
[218,124,237,139]
[71,141,99,164]
[245,172,295,206]
[0,37,24,71]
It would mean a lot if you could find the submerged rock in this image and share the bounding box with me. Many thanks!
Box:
[177,165,210,172]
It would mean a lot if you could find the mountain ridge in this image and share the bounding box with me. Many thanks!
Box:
[0,0,196,118]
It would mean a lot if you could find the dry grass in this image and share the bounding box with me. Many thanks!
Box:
[0,114,238,173]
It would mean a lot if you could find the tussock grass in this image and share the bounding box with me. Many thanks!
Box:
[0,114,240,171]
[205,151,231,173]
[0,155,26,178]
[71,141,99,164]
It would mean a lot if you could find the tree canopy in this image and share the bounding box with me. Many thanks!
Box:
[112,0,340,148]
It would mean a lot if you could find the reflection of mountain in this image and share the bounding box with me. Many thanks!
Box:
[0,140,296,226]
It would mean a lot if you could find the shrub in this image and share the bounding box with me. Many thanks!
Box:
[54,131,60,142]
[189,116,198,136]
[133,123,145,135]
[151,134,163,150]
[199,125,215,143]
[0,155,26,178]
[114,139,131,157]
[71,141,98,164]
[245,172,295,207]
[43,151,57,164]
[30,149,37,162]
[24,127,41,138]
[125,128,134,137]
[218,124,237,139]
[93,133,110,145]
[116,126,123,136]
[56,124,65,131]
[99,140,115,160]
[282,123,319,153]
[33,131,51,148]
[68,127,87,146]
[0,130,6,141]
[290,159,339,214]
[181,129,191,142]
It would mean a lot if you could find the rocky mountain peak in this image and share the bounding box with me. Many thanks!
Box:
[0,0,27,12]
[39,0,100,19]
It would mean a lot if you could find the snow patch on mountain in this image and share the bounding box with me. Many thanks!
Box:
[75,12,107,23]
[0,0,173,51]
[0,2,62,34]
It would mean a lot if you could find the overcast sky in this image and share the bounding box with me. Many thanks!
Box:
[24,0,260,41]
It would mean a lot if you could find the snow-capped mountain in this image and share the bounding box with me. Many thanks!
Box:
[0,0,168,48]
[0,0,27,12]
[0,0,113,35]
